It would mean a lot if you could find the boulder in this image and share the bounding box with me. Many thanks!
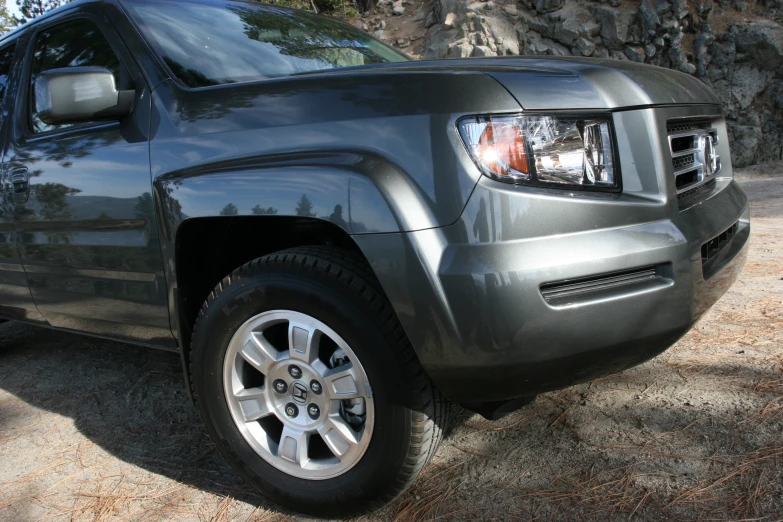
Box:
[448,40,474,57]
[638,0,660,37]
[729,125,762,167]
[554,19,581,46]
[593,4,637,50]
[625,45,645,62]
[485,15,520,55]
[472,45,495,56]
[576,36,595,56]
[533,0,564,14]
[734,20,783,71]
[731,64,770,110]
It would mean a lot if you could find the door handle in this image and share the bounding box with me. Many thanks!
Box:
[9,167,30,203]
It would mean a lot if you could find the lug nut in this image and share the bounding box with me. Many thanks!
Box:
[285,403,299,418]
[288,365,302,379]
[273,379,288,394]
[310,380,322,394]
[307,404,320,419]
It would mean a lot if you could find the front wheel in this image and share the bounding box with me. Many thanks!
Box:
[190,247,449,517]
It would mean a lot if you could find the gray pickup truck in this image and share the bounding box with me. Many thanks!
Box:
[0,0,749,516]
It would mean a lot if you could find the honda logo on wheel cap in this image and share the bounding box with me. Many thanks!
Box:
[292,382,308,404]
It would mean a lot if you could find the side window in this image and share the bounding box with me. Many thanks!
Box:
[29,19,121,134]
[0,43,16,128]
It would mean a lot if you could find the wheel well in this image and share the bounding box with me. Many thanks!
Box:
[175,216,366,356]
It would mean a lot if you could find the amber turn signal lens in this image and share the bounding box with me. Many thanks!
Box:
[476,121,530,177]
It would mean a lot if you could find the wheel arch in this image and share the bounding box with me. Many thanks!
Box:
[172,214,378,401]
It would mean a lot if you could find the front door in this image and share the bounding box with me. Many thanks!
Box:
[6,8,173,346]
[0,36,45,323]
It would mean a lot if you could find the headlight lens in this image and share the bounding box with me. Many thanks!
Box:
[458,114,617,190]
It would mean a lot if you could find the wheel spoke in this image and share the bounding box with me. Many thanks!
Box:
[240,333,279,375]
[278,426,310,466]
[287,322,320,363]
[323,365,363,399]
[317,416,358,458]
[234,387,270,422]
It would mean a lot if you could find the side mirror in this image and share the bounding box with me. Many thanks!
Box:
[35,66,135,126]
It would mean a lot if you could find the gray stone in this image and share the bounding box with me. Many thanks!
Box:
[669,46,686,65]
[731,64,769,109]
[472,45,495,56]
[593,4,637,50]
[576,37,595,56]
[527,14,553,38]
[734,20,783,71]
[671,0,689,19]
[533,0,564,14]
[485,15,520,55]
[644,43,657,57]
[660,19,678,32]
[467,2,490,13]
[639,0,661,36]
[503,4,518,17]
[393,5,405,15]
[729,125,762,167]
[625,45,645,62]
[448,41,474,57]
[655,0,673,15]
[579,20,601,38]
[554,19,581,46]
[549,40,572,56]
[610,50,629,61]
[424,10,438,28]
[678,62,696,74]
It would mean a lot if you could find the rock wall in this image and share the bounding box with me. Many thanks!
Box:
[424,0,783,167]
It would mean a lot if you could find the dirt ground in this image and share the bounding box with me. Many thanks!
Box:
[1,163,782,522]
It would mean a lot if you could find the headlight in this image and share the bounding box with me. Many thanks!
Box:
[458,114,618,191]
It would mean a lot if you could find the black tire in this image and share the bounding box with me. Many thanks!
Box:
[190,246,449,517]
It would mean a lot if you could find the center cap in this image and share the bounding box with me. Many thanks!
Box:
[291,382,308,404]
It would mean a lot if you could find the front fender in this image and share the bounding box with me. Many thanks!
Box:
[152,151,433,239]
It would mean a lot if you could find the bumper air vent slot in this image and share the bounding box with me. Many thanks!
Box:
[540,264,673,307]
[702,221,739,265]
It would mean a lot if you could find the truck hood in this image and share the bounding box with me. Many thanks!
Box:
[331,56,721,110]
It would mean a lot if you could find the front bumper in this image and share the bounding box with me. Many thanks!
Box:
[357,178,748,404]
[431,181,748,403]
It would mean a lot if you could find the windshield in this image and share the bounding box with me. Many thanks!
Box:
[124,0,410,88]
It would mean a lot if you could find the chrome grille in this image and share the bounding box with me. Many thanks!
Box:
[667,119,721,196]
[672,154,695,171]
